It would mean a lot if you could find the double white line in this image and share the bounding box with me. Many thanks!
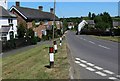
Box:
[75,57,118,80]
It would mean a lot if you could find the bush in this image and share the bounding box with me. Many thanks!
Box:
[30,37,37,45]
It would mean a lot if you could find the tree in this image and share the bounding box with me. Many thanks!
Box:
[63,19,68,33]
[17,23,27,38]
[92,13,96,19]
[88,12,91,18]
[32,21,36,28]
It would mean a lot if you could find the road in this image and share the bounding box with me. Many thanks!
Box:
[66,31,120,80]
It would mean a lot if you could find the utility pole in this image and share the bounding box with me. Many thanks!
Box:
[53,0,56,40]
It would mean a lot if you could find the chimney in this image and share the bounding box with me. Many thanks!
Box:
[50,8,54,14]
[38,6,43,11]
[16,1,20,7]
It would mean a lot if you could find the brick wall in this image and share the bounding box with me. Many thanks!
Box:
[11,9,27,27]
[33,25,46,38]
[27,22,33,29]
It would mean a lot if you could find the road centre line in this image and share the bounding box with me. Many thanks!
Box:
[108,77,117,80]
[98,45,110,49]
[89,41,95,44]
[75,58,81,61]
[94,66,103,70]
[79,63,87,68]
[95,71,107,76]
[80,60,87,63]
[75,57,119,80]
[86,67,96,71]
[103,70,114,75]
[86,63,95,67]
[74,61,80,64]
[116,75,120,78]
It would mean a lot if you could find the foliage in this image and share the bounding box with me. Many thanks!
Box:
[32,21,36,28]
[17,23,27,38]
[26,28,34,38]
[94,12,113,31]
[62,19,68,33]
[88,12,91,18]
[92,13,96,19]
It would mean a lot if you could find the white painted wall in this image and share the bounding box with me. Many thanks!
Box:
[0,18,18,41]
[78,20,88,32]
[0,18,9,28]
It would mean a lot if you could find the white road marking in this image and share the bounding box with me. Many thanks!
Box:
[94,66,103,70]
[74,57,119,79]
[80,60,87,63]
[74,61,80,64]
[87,63,95,66]
[108,77,117,80]
[103,70,114,75]
[86,67,96,71]
[75,58,81,61]
[79,63,87,68]
[95,71,107,76]
[98,45,110,49]
[89,41,95,44]
[116,75,120,78]
[83,39,86,41]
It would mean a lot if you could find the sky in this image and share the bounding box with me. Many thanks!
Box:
[8,2,118,18]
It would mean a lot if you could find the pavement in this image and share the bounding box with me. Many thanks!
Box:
[66,31,120,80]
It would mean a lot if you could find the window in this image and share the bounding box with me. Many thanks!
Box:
[2,32,7,37]
[8,19,13,24]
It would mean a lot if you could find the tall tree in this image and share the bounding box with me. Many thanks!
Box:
[92,13,96,19]
[88,12,91,18]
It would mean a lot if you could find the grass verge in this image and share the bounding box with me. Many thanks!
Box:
[2,41,70,79]
[92,36,120,43]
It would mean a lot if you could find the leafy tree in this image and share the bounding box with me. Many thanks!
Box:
[32,21,36,28]
[92,13,96,19]
[88,12,91,18]
[17,23,27,38]
[63,19,68,33]
[26,28,34,38]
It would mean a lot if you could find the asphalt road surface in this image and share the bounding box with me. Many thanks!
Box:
[66,31,120,81]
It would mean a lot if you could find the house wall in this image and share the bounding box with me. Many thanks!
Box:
[33,25,46,38]
[11,9,27,27]
[27,22,33,28]
[0,18,9,28]
[11,18,18,39]
[0,0,8,9]
[0,17,18,41]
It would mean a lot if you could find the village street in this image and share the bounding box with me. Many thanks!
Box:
[66,31,120,80]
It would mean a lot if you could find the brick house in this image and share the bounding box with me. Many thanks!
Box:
[10,2,62,38]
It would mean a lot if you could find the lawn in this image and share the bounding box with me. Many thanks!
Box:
[92,36,120,43]
[2,41,70,79]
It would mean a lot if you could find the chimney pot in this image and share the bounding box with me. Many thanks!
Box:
[38,6,43,11]
[50,8,54,14]
[16,1,20,7]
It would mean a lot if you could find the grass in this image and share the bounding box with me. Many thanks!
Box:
[92,36,120,43]
[2,41,70,79]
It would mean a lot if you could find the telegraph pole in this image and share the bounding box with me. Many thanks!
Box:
[53,0,56,40]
